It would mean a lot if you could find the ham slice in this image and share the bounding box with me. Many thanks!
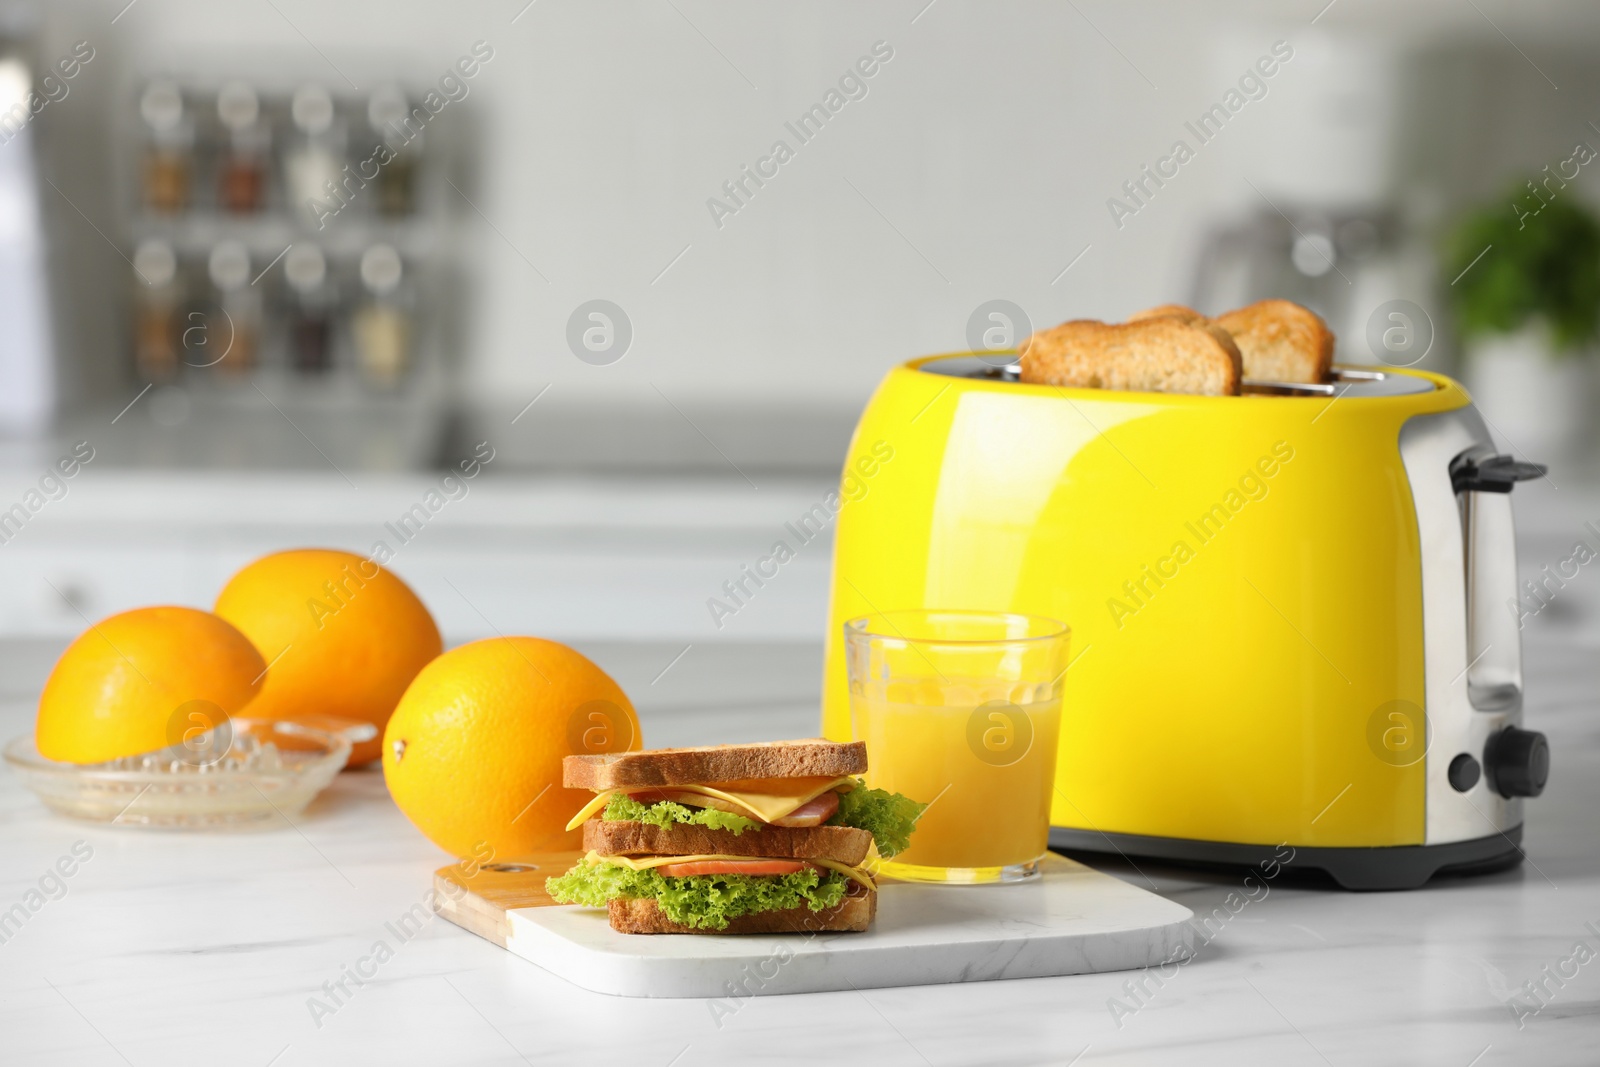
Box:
[771,791,840,827]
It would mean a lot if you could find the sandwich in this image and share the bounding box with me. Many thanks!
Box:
[1019,317,1242,396]
[545,739,924,934]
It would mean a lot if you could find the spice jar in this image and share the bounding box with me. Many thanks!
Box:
[367,85,417,217]
[203,240,259,376]
[140,80,191,214]
[133,240,181,381]
[216,81,269,214]
[283,245,335,374]
[284,84,347,230]
[352,244,409,387]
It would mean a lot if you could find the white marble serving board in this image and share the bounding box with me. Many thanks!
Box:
[443,852,1194,999]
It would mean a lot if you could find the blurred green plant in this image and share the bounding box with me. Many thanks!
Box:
[1445,186,1600,354]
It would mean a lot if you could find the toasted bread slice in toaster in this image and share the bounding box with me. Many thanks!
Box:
[1019,318,1242,396]
[1213,299,1333,384]
[1127,304,1246,374]
[1128,303,1206,325]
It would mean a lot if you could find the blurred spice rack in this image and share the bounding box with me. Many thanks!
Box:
[109,68,471,468]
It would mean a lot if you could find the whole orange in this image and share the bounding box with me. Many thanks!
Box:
[382,637,640,860]
[36,606,266,765]
[214,549,441,765]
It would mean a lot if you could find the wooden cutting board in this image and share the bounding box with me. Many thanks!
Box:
[435,851,1195,998]
[434,852,583,948]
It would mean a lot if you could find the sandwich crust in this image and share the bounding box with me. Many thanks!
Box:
[1214,298,1333,384]
[584,819,874,866]
[1019,318,1242,396]
[607,885,876,934]
[564,739,867,791]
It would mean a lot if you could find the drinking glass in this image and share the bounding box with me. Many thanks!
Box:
[845,610,1069,884]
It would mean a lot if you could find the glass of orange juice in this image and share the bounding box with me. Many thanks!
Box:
[845,610,1068,884]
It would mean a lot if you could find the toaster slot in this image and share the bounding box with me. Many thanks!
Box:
[918,355,1435,395]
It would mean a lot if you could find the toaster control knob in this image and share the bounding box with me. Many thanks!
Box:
[1484,727,1549,798]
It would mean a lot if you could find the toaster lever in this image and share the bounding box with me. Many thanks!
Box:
[1450,454,1547,494]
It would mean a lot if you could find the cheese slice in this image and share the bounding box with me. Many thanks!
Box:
[585,850,877,892]
[563,775,855,832]
[807,858,879,892]
[565,791,621,831]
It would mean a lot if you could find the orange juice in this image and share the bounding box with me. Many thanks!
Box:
[843,610,1069,884]
[852,688,1061,879]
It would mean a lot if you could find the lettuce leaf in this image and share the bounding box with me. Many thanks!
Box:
[596,781,925,858]
[829,779,925,858]
[545,862,848,930]
[601,793,761,835]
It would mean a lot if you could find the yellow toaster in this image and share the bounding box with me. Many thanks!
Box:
[820,354,1549,889]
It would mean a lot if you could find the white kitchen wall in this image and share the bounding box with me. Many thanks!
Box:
[27,0,1600,423]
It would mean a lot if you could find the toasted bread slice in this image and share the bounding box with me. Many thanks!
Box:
[1127,304,1246,369]
[584,820,873,865]
[1127,303,1206,325]
[607,885,876,934]
[1214,298,1333,384]
[564,739,867,791]
[1019,318,1242,396]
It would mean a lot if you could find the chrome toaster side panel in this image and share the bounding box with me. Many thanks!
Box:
[1398,407,1522,845]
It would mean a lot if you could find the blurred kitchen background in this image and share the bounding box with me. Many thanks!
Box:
[1,0,1599,657]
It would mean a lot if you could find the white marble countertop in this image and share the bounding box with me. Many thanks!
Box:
[1,618,1596,1067]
